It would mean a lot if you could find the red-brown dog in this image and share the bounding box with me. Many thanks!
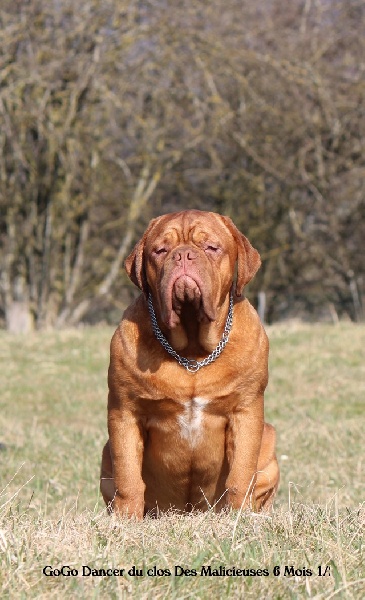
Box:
[100,210,279,518]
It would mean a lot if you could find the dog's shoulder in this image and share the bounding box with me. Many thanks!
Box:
[230,297,269,378]
[110,295,151,361]
[233,297,267,338]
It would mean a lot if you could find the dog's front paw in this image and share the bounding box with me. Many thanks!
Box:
[226,485,253,511]
[112,493,144,520]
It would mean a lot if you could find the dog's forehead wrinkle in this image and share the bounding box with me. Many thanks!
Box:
[149,227,180,248]
[187,219,223,241]
[149,213,228,248]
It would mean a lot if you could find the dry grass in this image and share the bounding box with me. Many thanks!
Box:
[0,323,364,598]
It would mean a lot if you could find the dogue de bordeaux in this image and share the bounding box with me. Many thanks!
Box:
[100,210,279,518]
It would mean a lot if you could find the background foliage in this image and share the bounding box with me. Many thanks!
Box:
[0,0,364,329]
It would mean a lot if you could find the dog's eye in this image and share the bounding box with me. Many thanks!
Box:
[154,247,167,255]
[205,245,220,253]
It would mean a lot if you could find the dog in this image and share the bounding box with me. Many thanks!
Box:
[100,210,279,518]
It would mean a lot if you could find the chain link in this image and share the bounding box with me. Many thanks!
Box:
[147,292,234,373]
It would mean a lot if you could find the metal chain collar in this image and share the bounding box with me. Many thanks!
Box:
[147,292,234,373]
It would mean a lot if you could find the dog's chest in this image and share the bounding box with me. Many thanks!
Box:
[177,397,209,447]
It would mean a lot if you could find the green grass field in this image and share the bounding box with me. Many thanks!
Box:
[0,323,364,599]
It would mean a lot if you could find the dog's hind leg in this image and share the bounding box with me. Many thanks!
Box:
[254,423,280,511]
[100,440,116,513]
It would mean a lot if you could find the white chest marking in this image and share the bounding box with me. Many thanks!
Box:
[177,397,209,447]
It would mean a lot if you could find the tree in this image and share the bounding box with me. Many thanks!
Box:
[0,0,363,328]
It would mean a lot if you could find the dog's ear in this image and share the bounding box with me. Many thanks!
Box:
[124,217,160,296]
[220,215,261,296]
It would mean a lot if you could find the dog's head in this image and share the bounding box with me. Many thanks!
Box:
[125,210,261,329]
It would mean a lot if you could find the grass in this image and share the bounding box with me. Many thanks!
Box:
[0,322,364,598]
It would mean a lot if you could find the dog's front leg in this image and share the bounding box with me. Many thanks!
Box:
[108,407,145,519]
[225,398,264,511]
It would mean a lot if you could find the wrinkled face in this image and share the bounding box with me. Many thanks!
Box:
[143,211,238,328]
[125,210,261,330]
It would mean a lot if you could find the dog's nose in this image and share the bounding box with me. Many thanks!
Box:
[172,246,197,265]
